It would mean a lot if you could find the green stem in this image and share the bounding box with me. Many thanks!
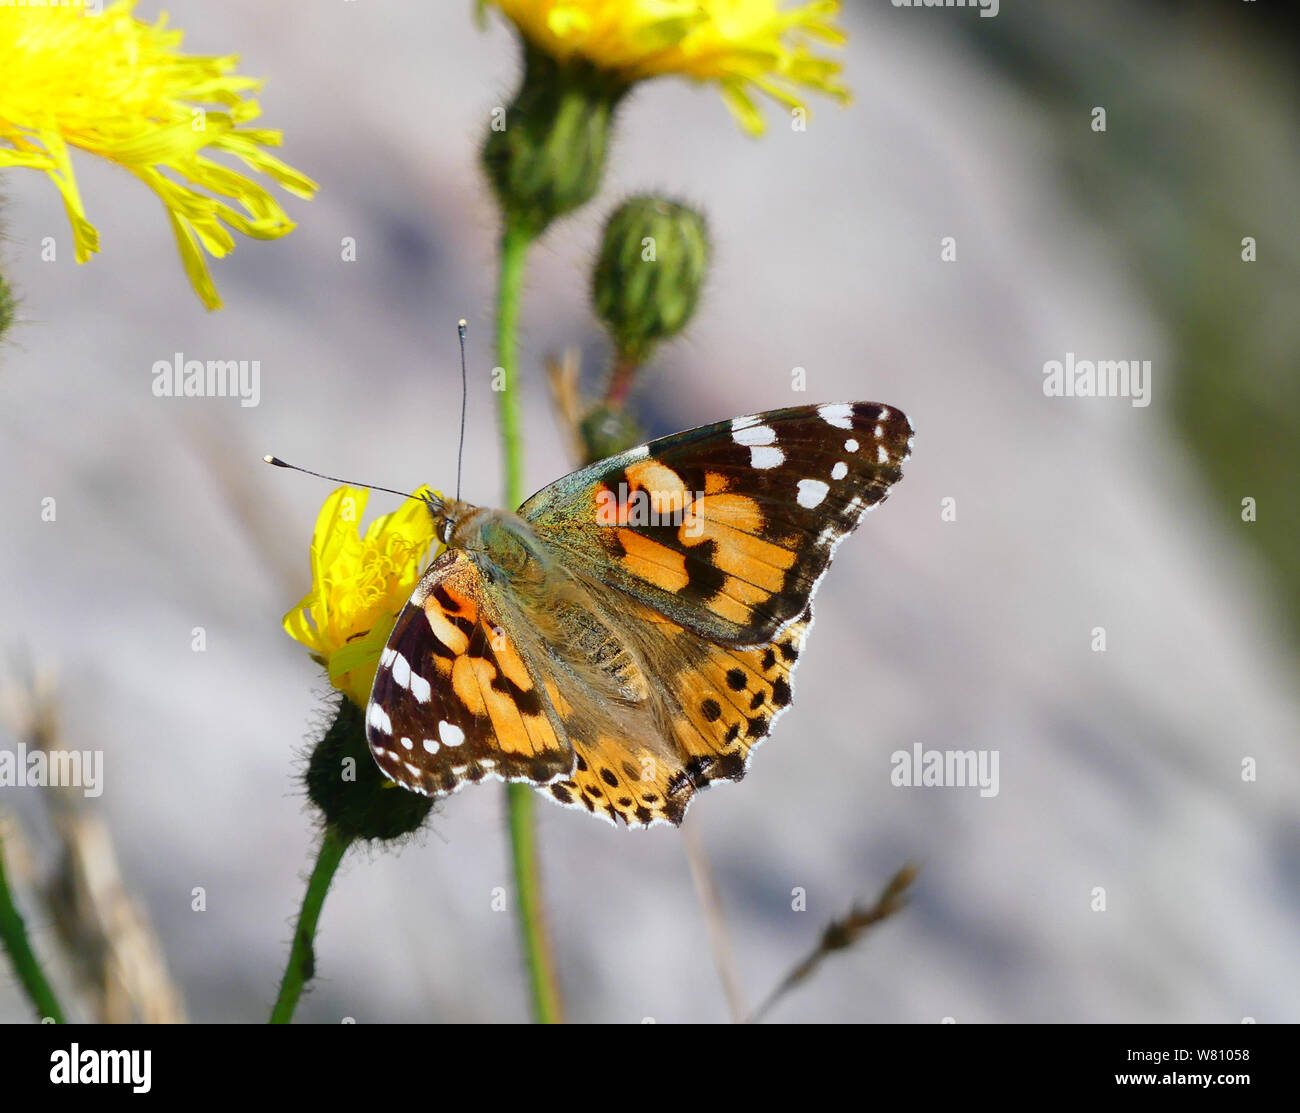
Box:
[496,218,530,510]
[269,825,352,1023]
[495,216,564,1024]
[506,784,562,1022]
[0,824,66,1023]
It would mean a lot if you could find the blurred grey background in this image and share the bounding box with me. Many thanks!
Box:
[1,0,1297,1022]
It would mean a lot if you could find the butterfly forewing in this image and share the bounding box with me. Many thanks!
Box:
[519,402,912,645]
[366,549,573,796]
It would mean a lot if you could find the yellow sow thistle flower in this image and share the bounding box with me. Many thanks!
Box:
[0,1,317,310]
[484,0,850,135]
[283,486,441,709]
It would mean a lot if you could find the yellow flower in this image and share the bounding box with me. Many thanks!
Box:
[484,0,849,134]
[0,1,317,310]
[283,486,441,709]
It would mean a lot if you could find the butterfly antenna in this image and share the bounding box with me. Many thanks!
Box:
[262,456,438,508]
[456,318,468,503]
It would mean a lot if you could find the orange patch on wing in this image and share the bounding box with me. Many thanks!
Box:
[678,493,795,591]
[688,493,763,533]
[424,598,472,654]
[492,635,533,691]
[714,528,796,589]
[616,528,689,592]
[625,460,691,516]
[709,575,769,625]
[451,655,556,757]
[450,655,492,716]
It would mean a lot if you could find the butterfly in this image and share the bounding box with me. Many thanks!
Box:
[365,402,912,828]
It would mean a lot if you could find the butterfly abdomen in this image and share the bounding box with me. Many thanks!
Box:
[551,598,651,703]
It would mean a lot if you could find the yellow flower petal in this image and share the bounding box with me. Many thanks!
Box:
[485,0,849,133]
[0,1,318,310]
[282,486,442,708]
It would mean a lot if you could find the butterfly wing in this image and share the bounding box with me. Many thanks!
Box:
[366,548,574,796]
[519,402,912,645]
[541,598,812,827]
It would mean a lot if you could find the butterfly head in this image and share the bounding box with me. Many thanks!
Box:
[431,501,555,594]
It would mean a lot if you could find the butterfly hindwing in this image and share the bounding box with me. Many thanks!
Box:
[366,549,573,796]
[541,600,812,827]
[519,402,912,646]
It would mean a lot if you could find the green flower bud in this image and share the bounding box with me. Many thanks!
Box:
[579,402,644,463]
[305,697,432,843]
[482,42,628,240]
[592,197,710,363]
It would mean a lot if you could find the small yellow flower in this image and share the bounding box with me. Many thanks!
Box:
[283,486,441,709]
[484,0,849,134]
[0,1,317,309]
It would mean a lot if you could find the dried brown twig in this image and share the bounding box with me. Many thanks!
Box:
[545,349,587,467]
[680,817,747,1022]
[749,862,919,1023]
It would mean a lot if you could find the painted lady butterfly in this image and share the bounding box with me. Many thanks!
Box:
[366,402,912,827]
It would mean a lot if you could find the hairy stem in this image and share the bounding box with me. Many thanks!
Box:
[269,825,352,1023]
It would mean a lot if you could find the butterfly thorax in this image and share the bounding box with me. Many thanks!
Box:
[441,503,553,595]
[440,501,651,704]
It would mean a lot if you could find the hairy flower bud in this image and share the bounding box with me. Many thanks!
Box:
[482,43,627,239]
[305,697,432,842]
[592,197,710,363]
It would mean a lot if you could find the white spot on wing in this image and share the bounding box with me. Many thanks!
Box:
[399,736,413,750]
[750,445,785,469]
[390,651,411,690]
[380,646,397,667]
[845,438,859,452]
[409,670,432,704]
[818,403,854,430]
[731,414,762,432]
[797,479,830,508]
[624,443,649,461]
[877,445,889,464]
[421,737,439,754]
[831,461,848,480]
[366,702,392,735]
[441,722,466,747]
[733,423,776,447]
